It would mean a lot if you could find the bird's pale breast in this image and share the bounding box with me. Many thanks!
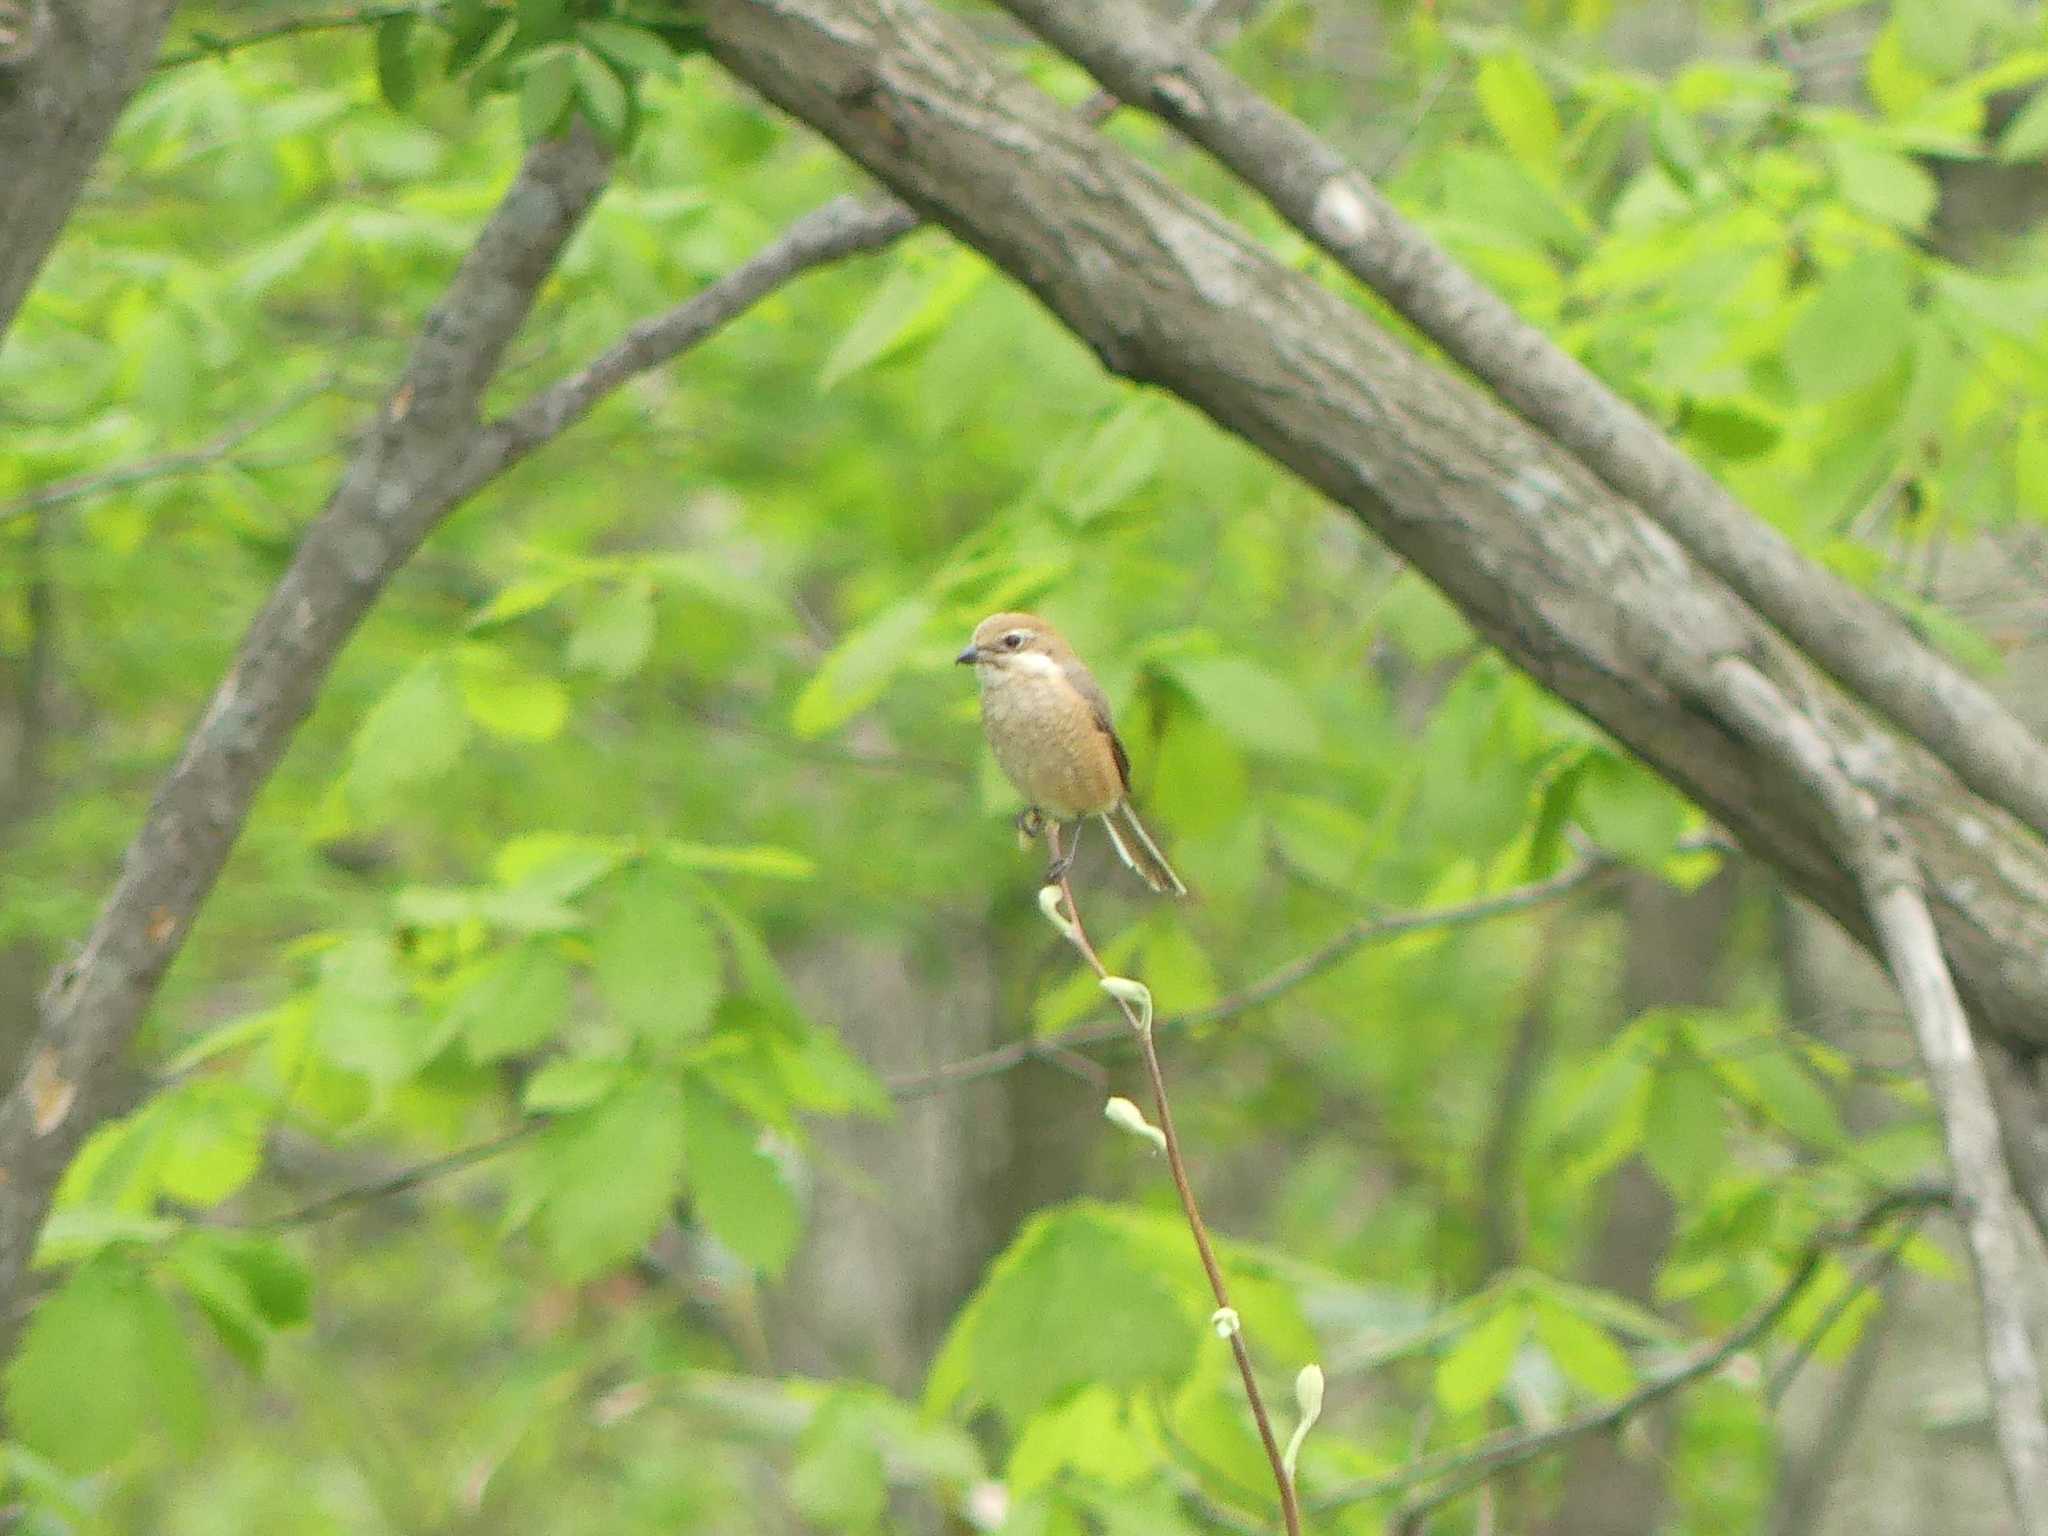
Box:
[979,665,1123,819]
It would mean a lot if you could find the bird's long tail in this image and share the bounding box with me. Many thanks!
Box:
[1100,800,1188,897]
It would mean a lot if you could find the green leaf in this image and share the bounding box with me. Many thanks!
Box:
[448,943,572,1061]
[494,831,629,900]
[313,932,418,1084]
[522,1054,625,1113]
[1824,137,1938,231]
[468,571,577,628]
[458,645,570,741]
[769,1027,891,1119]
[1575,749,1690,869]
[681,1076,801,1275]
[1785,253,1912,400]
[1999,86,2048,161]
[1161,652,1321,757]
[518,46,575,142]
[167,1239,271,1369]
[1685,399,1783,461]
[533,1076,687,1278]
[790,597,935,738]
[578,18,680,78]
[374,14,418,112]
[572,46,631,145]
[819,248,987,390]
[1008,1385,1155,1493]
[1475,52,1562,169]
[568,581,656,678]
[1376,573,1472,665]
[150,1082,266,1207]
[594,863,724,1047]
[1434,1303,1525,1415]
[1533,1296,1636,1397]
[346,658,470,804]
[1037,402,1168,524]
[7,1254,206,1470]
[1718,1047,1846,1148]
[790,1394,888,1528]
[1643,1063,1723,1198]
[1267,794,1373,888]
[659,840,817,880]
[927,1205,1198,1424]
[206,1232,311,1327]
[1143,921,1218,1012]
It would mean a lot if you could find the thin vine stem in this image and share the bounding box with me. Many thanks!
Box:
[1044,823,1304,1536]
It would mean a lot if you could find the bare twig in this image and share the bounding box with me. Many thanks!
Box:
[1041,823,1301,1536]
[154,4,432,69]
[1767,1213,1921,1405]
[888,855,1614,1101]
[231,1124,537,1229]
[1311,1183,1949,1518]
[0,378,336,526]
[990,0,2048,847]
[1699,656,2048,1534]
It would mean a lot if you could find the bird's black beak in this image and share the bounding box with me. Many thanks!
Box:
[955,645,979,665]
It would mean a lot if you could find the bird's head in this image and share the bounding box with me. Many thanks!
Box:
[955,612,1068,674]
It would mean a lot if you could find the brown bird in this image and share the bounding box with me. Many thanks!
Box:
[956,612,1187,896]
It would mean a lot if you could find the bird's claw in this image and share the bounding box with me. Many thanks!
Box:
[1015,807,1047,846]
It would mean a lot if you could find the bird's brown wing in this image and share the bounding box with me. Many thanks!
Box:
[1063,657,1131,793]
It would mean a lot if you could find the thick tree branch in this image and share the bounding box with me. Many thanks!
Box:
[695,0,2048,1065]
[992,0,2048,849]
[0,0,179,346]
[0,130,613,1326]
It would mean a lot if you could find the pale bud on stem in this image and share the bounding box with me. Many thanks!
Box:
[1211,1306,1241,1339]
[1103,1095,1167,1153]
[1098,974,1153,1034]
[1037,884,1079,944]
[1282,1363,1325,1483]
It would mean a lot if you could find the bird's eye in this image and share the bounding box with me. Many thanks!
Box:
[1002,632,1024,650]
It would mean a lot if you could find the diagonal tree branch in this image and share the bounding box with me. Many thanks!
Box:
[990,0,2048,850]
[0,129,613,1327]
[0,0,180,346]
[693,0,2048,1059]
[1695,654,2048,1531]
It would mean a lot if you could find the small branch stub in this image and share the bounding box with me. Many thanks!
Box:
[1104,1094,1167,1153]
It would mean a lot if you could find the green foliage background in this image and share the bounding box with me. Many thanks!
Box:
[2,0,2042,1528]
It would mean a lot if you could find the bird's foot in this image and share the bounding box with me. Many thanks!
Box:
[1045,849,1075,884]
[1015,807,1047,848]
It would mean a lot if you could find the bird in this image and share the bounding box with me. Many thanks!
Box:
[956,611,1187,896]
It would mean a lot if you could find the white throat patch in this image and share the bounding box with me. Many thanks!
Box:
[1005,651,1062,678]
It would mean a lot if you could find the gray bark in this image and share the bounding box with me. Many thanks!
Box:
[0,0,177,345]
[992,0,2048,849]
[694,0,2048,1045]
[0,130,612,1326]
